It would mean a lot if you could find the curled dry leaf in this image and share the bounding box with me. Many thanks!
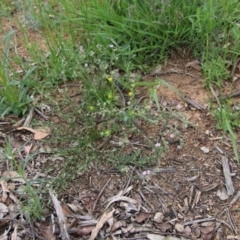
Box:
[119,201,138,215]
[16,127,50,140]
[105,196,137,210]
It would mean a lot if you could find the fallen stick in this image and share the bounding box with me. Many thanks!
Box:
[49,190,70,240]
[221,156,234,196]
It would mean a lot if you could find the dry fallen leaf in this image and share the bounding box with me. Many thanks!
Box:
[135,211,153,223]
[146,234,165,240]
[61,204,72,216]
[217,188,229,200]
[106,217,114,233]
[147,234,181,240]
[0,227,9,240]
[111,220,124,232]
[9,192,19,204]
[120,201,138,215]
[132,193,142,211]
[16,127,50,140]
[200,225,215,234]
[0,203,8,219]
[2,171,27,184]
[38,221,56,240]
[77,226,95,236]
[175,223,184,233]
[154,222,172,232]
[201,232,214,240]
[150,65,163,76]
[0,181,10,193]
[183,226,192,237]
[11,224,18,240]
[105,196,137,210]
[185,60,201,71]
[89,208,115,240]
[0,181,9,202]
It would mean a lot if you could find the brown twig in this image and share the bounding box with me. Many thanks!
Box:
[184,217,215,226]
[92,178,111,213]
[226,208,238,234]
[221,156,234,196]
[34,107,49,120]
[23,106,35,126]
[184,97,206,110]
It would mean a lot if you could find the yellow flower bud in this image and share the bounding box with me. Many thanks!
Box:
[107,77,113,82]
[128,91,133,97]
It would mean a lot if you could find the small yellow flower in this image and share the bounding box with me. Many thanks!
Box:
[128,91,133,97]
[107,77,113,82]
[89,106,94,111]
[105,130,111,136]
[107,93,113,99]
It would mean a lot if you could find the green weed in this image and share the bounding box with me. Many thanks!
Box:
[0,30,35,117]
[211,87,239,162]
[0,137,44,220]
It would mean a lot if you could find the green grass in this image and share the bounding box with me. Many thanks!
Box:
[1,0,240,221]
[0,137,44,220]
[0,30,35,117]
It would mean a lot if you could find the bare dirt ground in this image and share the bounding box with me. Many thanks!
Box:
[1,13,240,240]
